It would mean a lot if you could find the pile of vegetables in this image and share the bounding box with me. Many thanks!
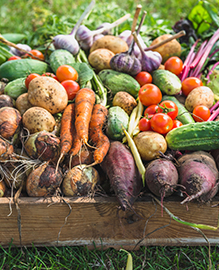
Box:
[1,0,219,214]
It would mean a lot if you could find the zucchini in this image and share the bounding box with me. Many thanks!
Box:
[166,121,219,151]
[4,77,27,99]
[162,95,195,124]
[106,106,129,140]
[49,49,75,73]
[0,59,48,81]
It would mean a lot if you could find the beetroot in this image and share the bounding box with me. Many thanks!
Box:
[145,158,179,199]
[100,141,143,211]
[178,151,219,204]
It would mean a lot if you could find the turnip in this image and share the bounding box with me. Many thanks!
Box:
[100,141,143,211]
[178,151,219,204]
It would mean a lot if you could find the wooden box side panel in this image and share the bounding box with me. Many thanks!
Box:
[0,196,219,249]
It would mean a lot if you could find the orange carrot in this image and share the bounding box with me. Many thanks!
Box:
[74,88,96,146]
[56,103,74,171]
[89,103,110,166]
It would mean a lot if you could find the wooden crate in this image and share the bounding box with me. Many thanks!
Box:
[1,195,219,249]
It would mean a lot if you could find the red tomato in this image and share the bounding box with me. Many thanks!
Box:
[138,83,162,107]
[164,56,183,76]
[157,100,178,120]
[25,73,40,88]
[138,117,152,132]
[7,56,22,61]
[134,71,153,86]
[192,105,211,122]
[144,104,159,116]
[42,72,59,81]
[172,119,183,129]
[61,80,80,100]
[150,113,173,134]
[56,65,78,82]
[181,77,203,96]
[28,49,44,60]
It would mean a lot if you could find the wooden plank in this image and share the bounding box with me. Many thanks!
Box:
[0,196,219,249]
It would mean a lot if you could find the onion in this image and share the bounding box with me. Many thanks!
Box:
[26,162,63,197]
[24,131,61,163]
[9,43,31,56]
[62,164,99,196]
[0,180,6,197]
[0,94,14,108]
[0,107,22,140]
[0,137,14,161]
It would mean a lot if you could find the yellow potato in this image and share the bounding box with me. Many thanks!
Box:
[150,34,181,63]
[90,35,129,54]
[185,86,214,112]
[112,91,137,115]
[88,48,115,73]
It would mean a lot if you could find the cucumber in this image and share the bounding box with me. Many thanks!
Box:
[106,106,129,140]
[4,77,27,99]
[0,59,48,81]
[152,69,182,95]
[49,49,76,73]
[98,69,140,97]
[166,121,219,151]
[162,95,195,124]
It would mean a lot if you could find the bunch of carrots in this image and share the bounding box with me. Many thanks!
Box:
[56,87,110,171]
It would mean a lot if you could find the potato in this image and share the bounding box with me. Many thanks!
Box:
[134,131,167,161]
[15,93,32,115]
[28,76,68,114]
[150,34,181,63]
[88,48,115,73]
[22,106,56,134]
[185,86,214,112]
[112,91,137,115]
[90,35,129,54]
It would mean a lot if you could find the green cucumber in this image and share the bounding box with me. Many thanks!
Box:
[106,106,129,140]
[0,59,48,81]
[162,95,195,124]
[166,121,219,151]
[49,49,76,73]
[152,69,182,95]
[4,77,27,99]
[98,69,140,97]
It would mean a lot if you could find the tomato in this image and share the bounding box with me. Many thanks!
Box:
[164,56,183,76]
[134,71,153,86]
[144,104,159,116]
[172,119,183,129]
[157,100,178,120]
[138,117,152,132]
[28,49,44,60]
[150,113,173,134]
[192,105,211,122]
[61,80,80,100]
[56,65,78,82]
[7,56,22,61]
[42,72,59,81]
[25,73,40,88]
[181,77,203,96]
[138,83,162,107]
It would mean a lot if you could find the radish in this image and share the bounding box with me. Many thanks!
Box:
[100,141,143,211]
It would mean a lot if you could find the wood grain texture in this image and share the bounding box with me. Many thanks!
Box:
[1,196,219,249]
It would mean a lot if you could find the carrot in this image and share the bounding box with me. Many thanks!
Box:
[56,103,74,172]
[74,88,96,146]
[89,103,110,166]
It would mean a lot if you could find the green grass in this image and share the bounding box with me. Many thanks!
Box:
[1,0,219,269]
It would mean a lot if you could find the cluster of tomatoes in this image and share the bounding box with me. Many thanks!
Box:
[134,56,211,135]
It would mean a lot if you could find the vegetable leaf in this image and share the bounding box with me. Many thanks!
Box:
[71,62,94,88]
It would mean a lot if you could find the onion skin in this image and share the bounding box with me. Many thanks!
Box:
[0,137,14,161]
[0,95,14,108]
[0,107,21,140]
[26,162,63,197]
[0,180,6,197]
[24,131,61,163]
[62,164,99,197]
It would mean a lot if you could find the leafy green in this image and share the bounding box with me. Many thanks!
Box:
[187,0,219,35]
[71,62,94,88]
[206,69,219,101]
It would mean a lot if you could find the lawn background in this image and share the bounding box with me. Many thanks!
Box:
[1,0,219,269]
